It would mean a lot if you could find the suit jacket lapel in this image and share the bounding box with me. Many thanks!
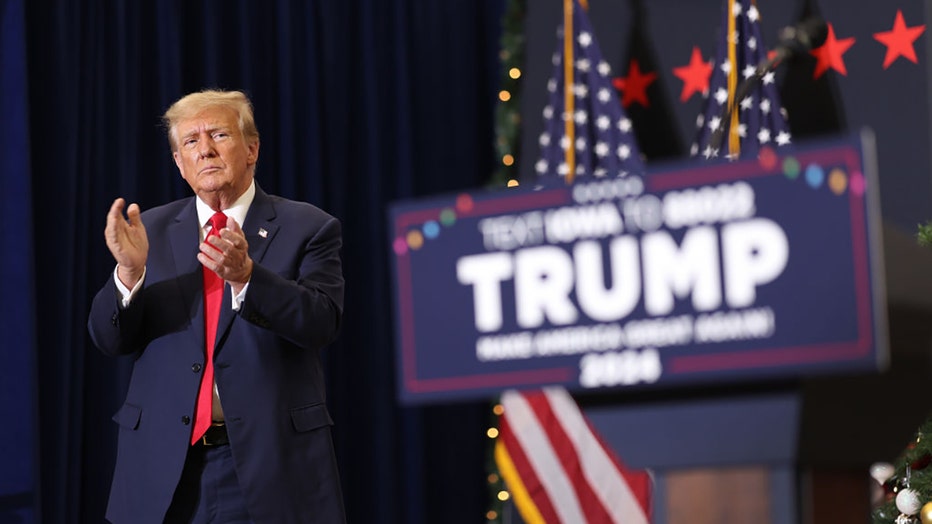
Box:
[242,186,279,264]
[215,185,279,352]
[167,198,204,326]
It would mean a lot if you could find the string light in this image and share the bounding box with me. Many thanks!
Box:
[487,425,506,523]
[488,5,525,520]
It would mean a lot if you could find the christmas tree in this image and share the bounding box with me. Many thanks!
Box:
[872,223,932,524]
[873,419,932,523]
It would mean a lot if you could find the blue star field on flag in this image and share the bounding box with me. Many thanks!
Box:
[536,0,645,181]
[693,0,792,160]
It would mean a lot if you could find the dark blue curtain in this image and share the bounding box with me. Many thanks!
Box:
[1,0,38,523]
[8,1,504,522]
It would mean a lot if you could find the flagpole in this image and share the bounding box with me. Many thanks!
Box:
[726,0,741,157]
[563,0,576,184]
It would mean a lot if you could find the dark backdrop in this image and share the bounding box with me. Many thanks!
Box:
[2,0,504,523]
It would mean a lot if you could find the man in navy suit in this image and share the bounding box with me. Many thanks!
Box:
[88,89,346,524]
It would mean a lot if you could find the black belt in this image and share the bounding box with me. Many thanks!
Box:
[199,422,229,446]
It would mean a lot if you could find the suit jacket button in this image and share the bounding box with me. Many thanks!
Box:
[192,363,202,373]
[181,416,191,425]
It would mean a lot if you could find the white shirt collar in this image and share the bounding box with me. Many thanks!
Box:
[195,179,256,235]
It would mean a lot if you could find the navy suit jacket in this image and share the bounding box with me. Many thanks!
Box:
[88,186,346,524]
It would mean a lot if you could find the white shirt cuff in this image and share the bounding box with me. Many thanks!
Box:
[114,266,146,308]
[231,281,249,311]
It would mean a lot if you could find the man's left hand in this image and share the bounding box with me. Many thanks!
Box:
[198,217,253,294]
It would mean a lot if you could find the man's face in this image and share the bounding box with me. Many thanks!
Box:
[172,106,259,205]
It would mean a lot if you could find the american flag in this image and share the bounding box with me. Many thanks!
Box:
[693,0,792,160]
[535,0,645,183]
[495,388,651,524]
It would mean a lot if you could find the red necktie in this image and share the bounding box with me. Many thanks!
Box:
[191,211,227,445]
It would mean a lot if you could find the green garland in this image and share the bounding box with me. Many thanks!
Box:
[486,1,526,522]
[485,404,507,522]
[489,0,527,189]
[917,221,932,248]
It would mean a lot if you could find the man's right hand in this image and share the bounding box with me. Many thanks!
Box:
[105,198,149,288]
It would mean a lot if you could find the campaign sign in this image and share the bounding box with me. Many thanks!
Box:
[389,133,885,405]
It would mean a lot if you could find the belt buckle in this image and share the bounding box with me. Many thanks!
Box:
[200,422,225,446]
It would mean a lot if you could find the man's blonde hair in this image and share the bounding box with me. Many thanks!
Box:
[163,89,259,151]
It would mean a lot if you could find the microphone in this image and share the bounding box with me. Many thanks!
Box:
[708,16,827,155]
[766,16,829,72]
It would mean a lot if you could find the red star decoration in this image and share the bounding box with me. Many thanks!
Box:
[672,47,712,102]
[873,10,926,69]
[612,59,657,108]
[811,23,856,78]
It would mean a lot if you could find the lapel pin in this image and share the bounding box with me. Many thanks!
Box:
[258,228,268,238]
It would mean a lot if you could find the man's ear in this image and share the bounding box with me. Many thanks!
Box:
[247,140,260,165]
[172,151,183,173]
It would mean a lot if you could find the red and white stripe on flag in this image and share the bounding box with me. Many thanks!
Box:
[495,387,651,524]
